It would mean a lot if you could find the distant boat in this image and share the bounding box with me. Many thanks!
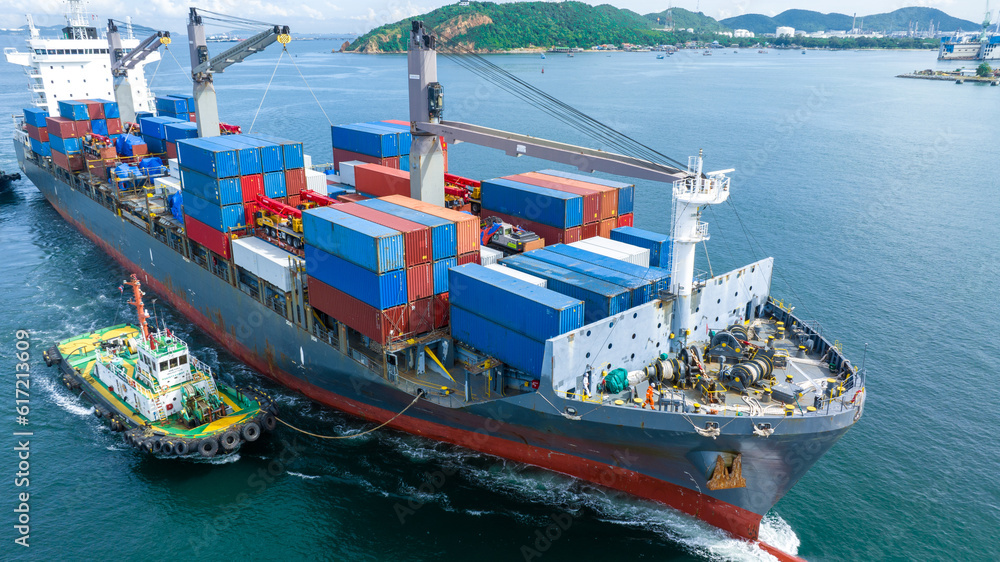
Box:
[568,53,574,57]
[656,54,665,59]
[703,50,711,56]
[802,49,807,54]
[540,53,545,59]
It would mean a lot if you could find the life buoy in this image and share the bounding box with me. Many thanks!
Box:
[198,438,219,458]
[166,403,173,410]
[262,413,277,432]
[242,422,261,442]
[220,430,240,451]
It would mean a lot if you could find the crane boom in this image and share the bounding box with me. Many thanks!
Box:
[107,20,170,123]
[186,8,290,137]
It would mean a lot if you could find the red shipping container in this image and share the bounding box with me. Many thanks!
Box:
[25,124,49,142]
[457,251,479,266]
[617,213,634,228]
[80,100,104,120]
[406,262,434,302]
[240,174,264,203]
[285,168,306,196]
[106,118,123,135]
[599,217,616,237]
[189,113,197,122]
[337,193,368,203]
[165,141,177,160]
[433,293,450,329]
[481,208,580,246]
[380,194,479,256]
[581,222,599,239]
[333,148,399,170]
[524,171,618,220]
[45,116,77,138]
[244,202,261,227]
[130,144,149,157]
[337,203,431,266]
[287,195,301,207]
[51,149,84,172]
[406,298,434,335]
[184,214,232,259]
[307,276,407,345]
[74,120,91,137]
[354,164,409,198]
[506,173,600,225]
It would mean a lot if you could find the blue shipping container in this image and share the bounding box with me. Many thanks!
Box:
[92,98,120,119]
[450,307,546,375]
[29,138,50,157]
[23,108,49,128]
[366,122,413,155]
[480,178,584,228]
[449,264,584,342]
[524,248,651,308]
[400,154,410,172]
[501,255,630,323]
[209,136,262,176]
[163,122,199,142]
[228,135,283,172]
[544,244,670,295]
[155,96,188,115]
[142,134,166,155]
[304,245,407,310]
[91,119,108,136]
[356,199,456,260]
[176,137,240,179]
[180,167,242,206]
[49,135,81,154]
[536,169,635,216]
[432,258,457,294]
[139,116,185,140]
[263,171,287,198]
[58,100,89,121]
[240,133,304,169]
[610,227,671,269]
[182,191,246,232]
[331,124,399,158]
[302,206,405,274]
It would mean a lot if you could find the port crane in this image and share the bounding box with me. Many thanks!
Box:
[106,20,170,123]
[405,20,733,341]
[186,8,290,138]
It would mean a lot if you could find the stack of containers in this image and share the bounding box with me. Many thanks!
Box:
[330,120,449,173]
[610,227,671,269]
[87,99,124,138]
[479,178,584,246]
[139,115,186,155]
[335,202,436,334]
[23,108,50,157]
[514,172,618,239]
[449,264,584,375]
[501,254,630,323]
[522,247,654,309]
[505,173,602,238]
[231,237,302,294]
[241,133,306,206]
[302,206,408,344]
[537,170,634,229]
[155,95,196,121]
[46,113,84,172]
[380,195,480,264]
[176,137,245,258]
[539,245,670,301]
[354,198,457,328]
[162,121,199,159]
[570,237,650,267]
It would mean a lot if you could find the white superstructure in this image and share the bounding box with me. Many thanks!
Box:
[3,0,158,115]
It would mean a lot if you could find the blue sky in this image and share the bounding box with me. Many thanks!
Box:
[1,1,987,34]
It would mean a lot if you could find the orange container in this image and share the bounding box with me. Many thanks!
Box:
[381,194,479,256]
[354,164,410,198]
[523,171,618,220]
[506,173,601,225]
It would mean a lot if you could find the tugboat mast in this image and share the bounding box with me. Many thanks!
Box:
[124,274,151,343]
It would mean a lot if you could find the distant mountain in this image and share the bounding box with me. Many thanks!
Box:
[643,7,727,32]
[721,7,979,34]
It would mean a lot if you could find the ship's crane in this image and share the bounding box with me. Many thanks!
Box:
[405,20,733,342]
[186,8,290,138]
[107,20,170,123]
[254,194,304,251]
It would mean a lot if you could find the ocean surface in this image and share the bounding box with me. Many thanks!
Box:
[1,36,998,561]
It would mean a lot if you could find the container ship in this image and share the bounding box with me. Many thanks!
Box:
[8,4,865,559]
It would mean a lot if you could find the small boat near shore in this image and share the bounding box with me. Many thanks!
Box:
[44,274,278,458]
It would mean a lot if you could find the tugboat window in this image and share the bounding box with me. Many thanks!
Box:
[179,355,187,365]
[170,358,178,368]
[160,361,168,371]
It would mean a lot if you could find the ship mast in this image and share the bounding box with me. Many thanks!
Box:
[124,274,151,343]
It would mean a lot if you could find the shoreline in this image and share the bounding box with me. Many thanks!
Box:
[340,46,940,55]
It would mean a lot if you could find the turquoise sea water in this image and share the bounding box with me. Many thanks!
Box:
[1,37,998,561]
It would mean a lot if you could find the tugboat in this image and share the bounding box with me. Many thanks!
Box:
[44,274,278,457]
[0,169,20,193]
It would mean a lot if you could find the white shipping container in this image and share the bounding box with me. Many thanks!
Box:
[572,237,650,267]
[480,245,503,267]
[168,158,180,180]
[305,169,327,195]
[232,237,302,293]
[303,154,313,169]
[486,264,546,288]
[338,160,366,187]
